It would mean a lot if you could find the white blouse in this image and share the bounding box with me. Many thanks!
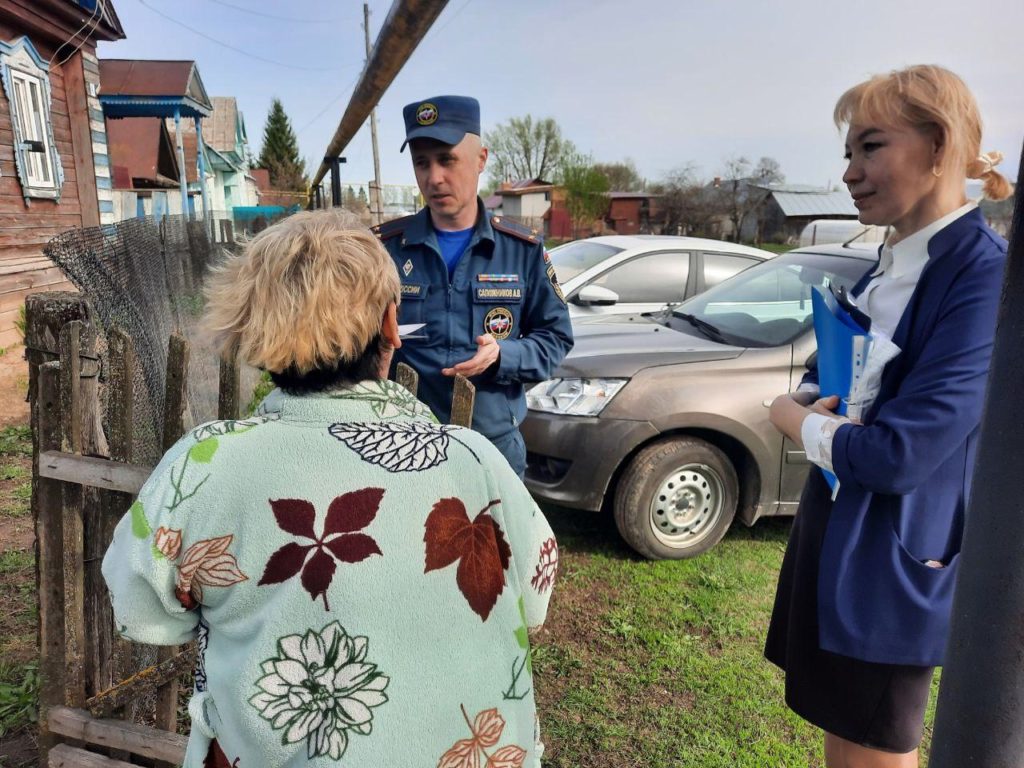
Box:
[800,202,978,473]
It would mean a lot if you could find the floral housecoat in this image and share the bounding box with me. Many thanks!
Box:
[102,380,558,767]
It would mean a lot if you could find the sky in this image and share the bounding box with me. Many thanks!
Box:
[97,0,1024,194]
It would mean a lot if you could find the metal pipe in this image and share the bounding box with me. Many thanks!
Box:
[930,143,1024,766]
[311,0,449,188]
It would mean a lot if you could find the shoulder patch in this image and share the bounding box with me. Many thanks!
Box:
[372,214,414,241]
[490,215,541,244]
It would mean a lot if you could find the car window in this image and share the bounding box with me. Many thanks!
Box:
[702,252,759,289]
[547,241,624,282]
[674,252,869,347]
[591,251,690,304]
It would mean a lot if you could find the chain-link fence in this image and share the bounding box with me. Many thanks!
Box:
[44,214,266,465]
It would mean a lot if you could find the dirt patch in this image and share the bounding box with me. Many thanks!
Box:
[0,731,38,767]
[0,344,29,428]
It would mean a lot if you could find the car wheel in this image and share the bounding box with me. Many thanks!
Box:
[613,437,738,560]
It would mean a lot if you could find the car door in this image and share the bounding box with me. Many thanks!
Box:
[585,250,694,315]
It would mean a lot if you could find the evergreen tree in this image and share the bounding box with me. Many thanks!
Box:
[258,98,307,191]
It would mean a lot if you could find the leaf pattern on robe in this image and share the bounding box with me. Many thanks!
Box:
[328,421,457,473]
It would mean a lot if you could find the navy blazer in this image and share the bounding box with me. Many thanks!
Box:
[804,208,1007,666]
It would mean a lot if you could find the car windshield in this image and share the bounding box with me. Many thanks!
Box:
[548,240,624,282]
[668,251,872,348]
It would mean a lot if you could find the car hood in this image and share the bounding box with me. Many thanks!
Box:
[558,315,744,378]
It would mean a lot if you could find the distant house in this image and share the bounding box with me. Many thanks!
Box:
[169,96,258,213]
[604,191,663,235]
[744,183,858,243]
[105,116,185,218]
[0,0,126,347]
[493,178,553,233]
[99,58,213,219]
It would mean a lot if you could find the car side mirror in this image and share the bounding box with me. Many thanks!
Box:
[574,285,619,306]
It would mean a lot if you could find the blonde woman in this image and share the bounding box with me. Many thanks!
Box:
[103,211,557,767]
[765,66,1013,767]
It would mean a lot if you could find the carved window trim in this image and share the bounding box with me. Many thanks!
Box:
[0,37,64,202]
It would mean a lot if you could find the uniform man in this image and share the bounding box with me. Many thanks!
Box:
[374,95,573,477]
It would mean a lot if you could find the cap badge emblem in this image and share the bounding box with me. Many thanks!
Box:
[416,103,438,125]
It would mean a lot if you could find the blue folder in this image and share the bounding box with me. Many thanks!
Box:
[810,286,871,491]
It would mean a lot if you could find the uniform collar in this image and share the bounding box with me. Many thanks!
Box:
[256,379,438,424]
[401,197,496,252]
[872,201,977,279]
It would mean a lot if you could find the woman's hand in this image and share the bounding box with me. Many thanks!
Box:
[769,394,842,447]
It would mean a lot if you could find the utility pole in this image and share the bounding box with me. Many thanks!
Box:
[364,3,385,226]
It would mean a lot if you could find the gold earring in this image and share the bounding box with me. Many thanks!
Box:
[932,165,943,178]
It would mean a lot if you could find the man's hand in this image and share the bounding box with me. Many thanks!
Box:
[442,334,501,377]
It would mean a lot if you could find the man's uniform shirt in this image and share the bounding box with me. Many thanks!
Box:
[375,199,573,442]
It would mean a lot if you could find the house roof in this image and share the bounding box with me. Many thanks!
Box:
[204,97,241,153]
[105,117,179,188]
[747,183,858,217]
[483,193,503,210]
[771,190,857,217]
[99,59,212,119]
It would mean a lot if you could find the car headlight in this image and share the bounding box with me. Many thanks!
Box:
[526,378,628,416]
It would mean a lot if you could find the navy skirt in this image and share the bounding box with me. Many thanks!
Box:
[764,470,934,753]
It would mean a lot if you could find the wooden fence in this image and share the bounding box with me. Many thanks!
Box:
[26,290,474,767]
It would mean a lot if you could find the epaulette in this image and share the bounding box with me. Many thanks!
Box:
[372,215,413,241]
[489,215,541,244]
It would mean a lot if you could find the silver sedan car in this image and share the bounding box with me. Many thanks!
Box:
[549,235,776,318]
[523,243,878,559]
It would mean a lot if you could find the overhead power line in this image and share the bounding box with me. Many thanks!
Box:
[205,0,348,24]
[135,0,341,72]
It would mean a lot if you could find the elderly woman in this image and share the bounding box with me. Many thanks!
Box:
[765,66,1012,767]
[103,211,557,767]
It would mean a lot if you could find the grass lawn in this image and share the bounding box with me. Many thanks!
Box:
[0,418,940,767]
[532,506,941,767]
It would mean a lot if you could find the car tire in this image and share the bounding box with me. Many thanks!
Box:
[613,436,739,560]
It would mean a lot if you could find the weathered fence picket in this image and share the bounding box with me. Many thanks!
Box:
[28,292,476,767]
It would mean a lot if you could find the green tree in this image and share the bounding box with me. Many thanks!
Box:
[485,115,574,188]
[594,159,645,192]
[557,152,610,237]
[257,98,307,191]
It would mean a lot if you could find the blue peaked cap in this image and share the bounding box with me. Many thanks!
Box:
[400,95,480,152]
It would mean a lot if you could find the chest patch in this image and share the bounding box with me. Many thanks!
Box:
[401,283,425,299]
[475,286,523,302]
[484,306,514,340]
[402,259,414,277]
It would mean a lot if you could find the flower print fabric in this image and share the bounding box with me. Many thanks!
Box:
[102,379,556,767]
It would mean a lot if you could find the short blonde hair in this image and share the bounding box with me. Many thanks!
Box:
[834,65,1013,201]
[203,210,400,375]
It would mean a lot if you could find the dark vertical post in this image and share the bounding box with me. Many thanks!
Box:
[930,146,1024,765]
[326,156,347,207]
[154,333,189,749]
[329,157,341,207]
[218,353,241,420]
[34,361,65,765]
[59,322,86,708]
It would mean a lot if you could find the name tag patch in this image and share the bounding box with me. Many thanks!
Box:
[401,283,426,299]
[475,286,522,302]
[477,273,519,282]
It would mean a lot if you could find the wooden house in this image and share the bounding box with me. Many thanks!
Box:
[0,0,125,347]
